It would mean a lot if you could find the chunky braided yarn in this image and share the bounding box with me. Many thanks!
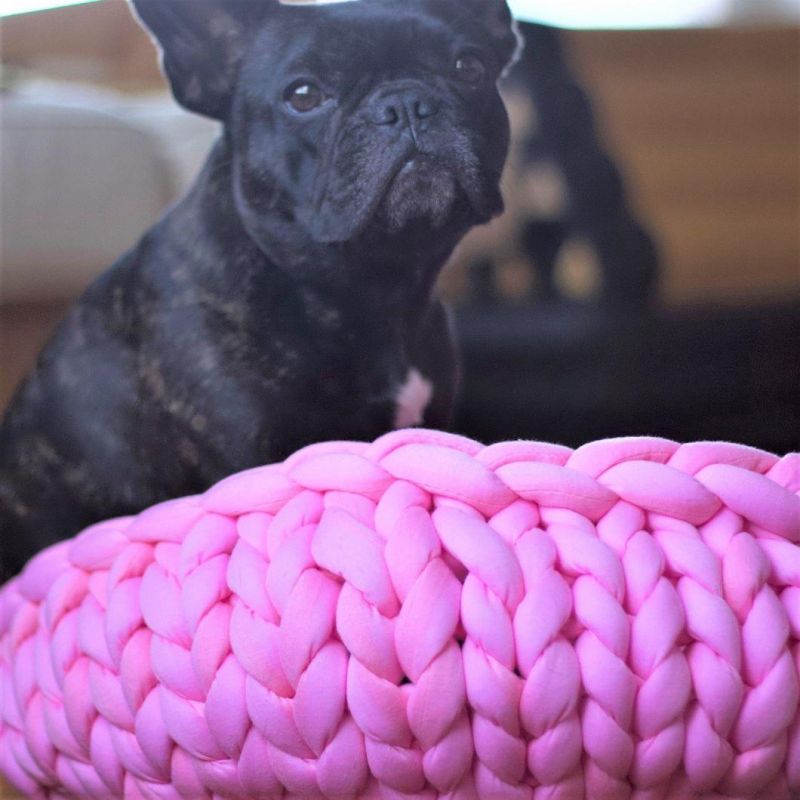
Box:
[1,431,798,799]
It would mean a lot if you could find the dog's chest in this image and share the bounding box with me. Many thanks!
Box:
[311,354,433,431]
[393,368,433,429]
[298,305,436,431]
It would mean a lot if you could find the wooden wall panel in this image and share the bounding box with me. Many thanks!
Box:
[1,0,161,87]
[1,2,798,304]
[566,27,800,303]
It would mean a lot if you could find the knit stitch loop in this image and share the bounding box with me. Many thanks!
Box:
[1,431,798,799]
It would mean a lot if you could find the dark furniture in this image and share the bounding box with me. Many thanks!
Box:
[455,301,800,455]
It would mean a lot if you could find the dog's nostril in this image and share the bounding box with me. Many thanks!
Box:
[371,90,440,127]
[414,99,439,119]
[375,103,400,126]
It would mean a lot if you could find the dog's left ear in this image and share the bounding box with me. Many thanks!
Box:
[460,0,522,73]
[130,0,277,120]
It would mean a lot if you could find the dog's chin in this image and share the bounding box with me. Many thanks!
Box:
[376,158,461,235]
[301,154,503,247]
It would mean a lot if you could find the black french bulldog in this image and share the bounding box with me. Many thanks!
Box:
[0,0,520,580]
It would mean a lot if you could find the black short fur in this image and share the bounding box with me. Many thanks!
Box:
[0,0,519,579]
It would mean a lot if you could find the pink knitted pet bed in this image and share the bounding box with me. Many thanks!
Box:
[1,431,798,800]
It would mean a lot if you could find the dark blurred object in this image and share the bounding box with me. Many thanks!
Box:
[455,301,800,454]
[514,22,659,308]
[463,22,660,309]
[453,23,798,454]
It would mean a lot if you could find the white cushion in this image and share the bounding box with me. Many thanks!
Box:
[0,83,218,303]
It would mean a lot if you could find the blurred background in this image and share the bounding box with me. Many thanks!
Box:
[1,0,798,455]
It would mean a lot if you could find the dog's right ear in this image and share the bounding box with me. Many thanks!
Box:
[460,0,522,74]
[130,0,276,120]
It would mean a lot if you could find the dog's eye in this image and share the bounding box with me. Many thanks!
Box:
[455,53,486,85]
[285,81,324,113]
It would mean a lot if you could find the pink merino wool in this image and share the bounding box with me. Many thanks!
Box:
[1,431,799,800]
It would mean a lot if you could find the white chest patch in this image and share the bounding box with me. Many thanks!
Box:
[393,368,434,430]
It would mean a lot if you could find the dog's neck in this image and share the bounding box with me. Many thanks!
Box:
[168,136,464,327]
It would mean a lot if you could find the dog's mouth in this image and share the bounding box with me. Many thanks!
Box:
[346,148,493,244]
[375,154,464,234]
[303,127,503,246]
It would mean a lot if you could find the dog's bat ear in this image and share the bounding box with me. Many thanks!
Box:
[461,0,523,73]
[130,0,276,120]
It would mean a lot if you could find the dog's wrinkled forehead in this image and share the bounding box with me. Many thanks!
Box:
[132,0,520,119]
[300,0,520,68]
[266,0,521,82]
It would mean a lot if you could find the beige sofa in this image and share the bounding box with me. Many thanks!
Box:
[1,80,218,304]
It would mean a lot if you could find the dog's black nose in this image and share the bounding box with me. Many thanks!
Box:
[369,85,441,127]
